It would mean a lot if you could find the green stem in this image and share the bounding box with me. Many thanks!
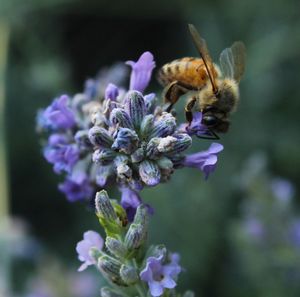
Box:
[0,16,10,297]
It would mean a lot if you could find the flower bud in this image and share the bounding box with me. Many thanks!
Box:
[139,160,161,186]
[98,255,125,286]
[95,190,117,221]
[120,264,139,285]
[131,148,144,163]
[140,114,154,139]
[133,204,149,227]
[157,134,192,155]
[101,287,123,297]
[93,149,115,164]
[156,157,173,171]
[110,108,133,129]
[105,237,127,259]
[112,128,139,154]
[74,130,92,149]
[105,83,119,101]
[150,112,176,138]
[146,138,161,159]
[117,164,132,180]
[124,223,147,250]
[124,91,146,130]
[89,127,113,147]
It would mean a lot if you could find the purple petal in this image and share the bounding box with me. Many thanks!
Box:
[149,282,164,297]
[126,52,155,93]
[105,83,119,101]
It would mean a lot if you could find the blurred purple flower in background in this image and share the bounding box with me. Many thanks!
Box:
[140,252,181,297]
[42,95,75,129]
[43,134,79,174]
[243,217,265,240]
[76,230,104,272]
[59,174,93,202]
[183,142,224,179]
[271,178,295,204]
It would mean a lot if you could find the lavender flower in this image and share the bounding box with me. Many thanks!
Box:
[120,187,142,221]
[59,174,93,202]
[140,252,181,297]
[126,51,155,93]
[43,134,79,174]
[179,112,208,137]
[76,230,104,272]
[105,83,119,101]
[42,95,75,129]
[183,142,224,179]
[37,51,224,204]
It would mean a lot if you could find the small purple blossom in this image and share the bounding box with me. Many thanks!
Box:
[59,174,93,202]
[120,187,142,221]
[76,230,104,272]
[42,95,75,129]
[140,253,181,297]
[105,83,119,101]
[183,142,224,179]
[126,52,155,93]
[179,112,208,137]
[43,134,79,174]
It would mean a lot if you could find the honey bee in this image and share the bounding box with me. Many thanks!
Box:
[158,24,246,139]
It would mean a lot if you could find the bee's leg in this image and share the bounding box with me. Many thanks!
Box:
[196,129,220,140]
[163,81,188,112]
[185,97,197,124]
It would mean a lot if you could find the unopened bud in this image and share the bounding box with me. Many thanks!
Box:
[120,264,139,285]
[140,114,154,138]
[139,160,161,186]
[89,127,113,147]
[110,108,133,129]
[124,91,146,130]
[74,130,92,148]
[98,255,125,286]
[131,148,144,163]
[105,237,127,259]
[112,128,139,154]
[105,83,119,101]
[124,223,147,250]
[93,149,115,164]
[156,157,173,171]
[150,112,176,138]
[95,190,117,221]
[133,204,149,227]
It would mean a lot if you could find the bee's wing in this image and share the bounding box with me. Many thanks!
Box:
[219,41,246,82]
[188,24,218,93]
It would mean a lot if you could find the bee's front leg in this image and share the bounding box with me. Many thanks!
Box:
[163,81,188,112]
[185,97,197,124]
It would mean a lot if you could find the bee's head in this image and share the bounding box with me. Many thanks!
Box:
[202,106,230,133]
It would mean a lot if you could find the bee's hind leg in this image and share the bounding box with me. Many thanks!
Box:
[185,97,197,124]
[163,81,188,112]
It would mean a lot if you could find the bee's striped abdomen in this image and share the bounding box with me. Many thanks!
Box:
[157,57,219,90]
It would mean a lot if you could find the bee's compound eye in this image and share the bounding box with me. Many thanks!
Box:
[202,115,218,127]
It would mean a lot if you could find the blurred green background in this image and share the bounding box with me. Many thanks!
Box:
[1,0,300,296]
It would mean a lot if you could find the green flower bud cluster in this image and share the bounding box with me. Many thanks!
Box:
[76,190,192,297]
